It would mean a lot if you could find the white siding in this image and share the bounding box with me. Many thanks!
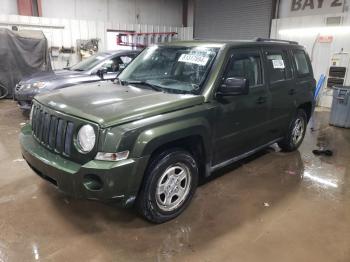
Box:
[0,0,17,15]
[0,14,193,69]
[41,0,183,26]
[0,0,183,27]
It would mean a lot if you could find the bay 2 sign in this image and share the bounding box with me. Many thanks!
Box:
[290,0,344,16]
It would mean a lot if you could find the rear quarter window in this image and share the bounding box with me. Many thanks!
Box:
[293,50,311,76]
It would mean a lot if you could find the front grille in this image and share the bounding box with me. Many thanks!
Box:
[32,104,75,156]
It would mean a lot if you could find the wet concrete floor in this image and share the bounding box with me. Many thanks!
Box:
[0,99,349,261]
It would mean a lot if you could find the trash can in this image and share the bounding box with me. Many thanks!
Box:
[329,86,350,128]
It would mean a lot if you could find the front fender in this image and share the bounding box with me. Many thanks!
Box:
[132,117,212,159]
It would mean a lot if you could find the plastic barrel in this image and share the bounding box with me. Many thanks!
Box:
[329,86,350,128]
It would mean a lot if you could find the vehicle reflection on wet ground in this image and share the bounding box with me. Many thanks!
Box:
[0,100,349,261]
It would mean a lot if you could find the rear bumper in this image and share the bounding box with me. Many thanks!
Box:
[20,125,149,206]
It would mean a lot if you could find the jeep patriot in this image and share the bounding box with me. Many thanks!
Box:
[20,39,316,223]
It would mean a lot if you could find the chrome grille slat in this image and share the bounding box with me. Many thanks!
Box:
[56,119,65,152]
[43,113,50,144]
[64,122,74,155]
[31,105,75,157]
[48,116,58,148]
[37,110,44,141]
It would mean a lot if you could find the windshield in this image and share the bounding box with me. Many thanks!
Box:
[118,45,219,93]
[70,53,108,71]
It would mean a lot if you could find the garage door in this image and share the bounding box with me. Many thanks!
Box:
[194,0,273,40]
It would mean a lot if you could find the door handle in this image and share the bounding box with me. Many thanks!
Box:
[289,89,296,95]
[256,96,267,104]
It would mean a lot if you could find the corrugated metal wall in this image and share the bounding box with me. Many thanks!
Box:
[194,0,273,40]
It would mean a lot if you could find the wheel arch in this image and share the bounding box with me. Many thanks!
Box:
[298,101,313,122]
[132,121,212,179]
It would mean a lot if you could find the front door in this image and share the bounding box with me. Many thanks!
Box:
[212,48,270,165]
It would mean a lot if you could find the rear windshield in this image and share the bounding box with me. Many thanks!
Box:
[70,53,109,71]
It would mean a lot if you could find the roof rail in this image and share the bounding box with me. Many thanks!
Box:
[254,37,298,45]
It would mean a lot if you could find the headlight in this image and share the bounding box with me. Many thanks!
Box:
[77,125,96,153]
[31,82,47,89]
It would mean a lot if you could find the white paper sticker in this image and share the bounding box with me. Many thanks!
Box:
[178,54,209,66]
[272,59,285,69]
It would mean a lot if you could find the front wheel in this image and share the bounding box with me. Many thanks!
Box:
[278,109,307,152]
[136,149,198,223]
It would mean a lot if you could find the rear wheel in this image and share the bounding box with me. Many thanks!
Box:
[278,109,307,152]
[136,149,198,223]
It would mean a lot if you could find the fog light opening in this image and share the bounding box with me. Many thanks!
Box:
[83,174,103,191]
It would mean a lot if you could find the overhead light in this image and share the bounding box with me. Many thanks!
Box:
[279,26,350,37]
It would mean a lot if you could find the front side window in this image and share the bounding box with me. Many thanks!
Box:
[118,46,219,94]
[266,51,291,83]
[293,50,311,75]
[226,53,262,87]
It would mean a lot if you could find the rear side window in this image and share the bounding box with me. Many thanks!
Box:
[293,50,311,75]
[265,51,291,83]
[120,55,133,64]
[226,53,262,87]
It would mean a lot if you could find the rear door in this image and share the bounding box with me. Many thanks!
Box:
[263,47,295,140]
[212,48,270,165]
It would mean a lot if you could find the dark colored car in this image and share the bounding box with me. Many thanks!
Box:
[14,50,139,110]
[20,39,315,223]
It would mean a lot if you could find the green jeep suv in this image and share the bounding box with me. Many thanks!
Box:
[20,39,316,223]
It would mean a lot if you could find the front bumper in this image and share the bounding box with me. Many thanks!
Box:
[20,125,149,206]
[14,91,36,110]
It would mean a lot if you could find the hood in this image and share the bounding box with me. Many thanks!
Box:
[35,81,204,128]
[20,69,86,84]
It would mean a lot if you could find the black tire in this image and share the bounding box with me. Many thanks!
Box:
[136,149,199,223]
[278,109,307,152]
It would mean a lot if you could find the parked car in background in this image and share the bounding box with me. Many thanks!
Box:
[20,39,315,223]
[14,50,139,110]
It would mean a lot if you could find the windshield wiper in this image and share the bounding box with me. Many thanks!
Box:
[125,80,163,92]
[73,68,84,71]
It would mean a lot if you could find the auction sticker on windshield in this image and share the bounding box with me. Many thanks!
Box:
[178,53,209,66]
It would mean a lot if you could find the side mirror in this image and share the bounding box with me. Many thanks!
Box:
[217,77,249,96]
[96,68,108,79]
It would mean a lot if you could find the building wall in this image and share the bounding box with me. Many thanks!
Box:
[0,0,17,15]
[278,0,349,18]
[0,0,183,26]
[0,14,193,69]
